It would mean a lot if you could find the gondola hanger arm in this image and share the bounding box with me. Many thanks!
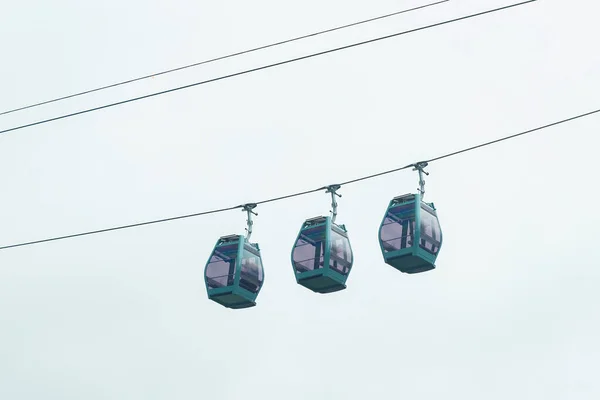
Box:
[325,185,342,223]
[412,161,429,199]
[241,203,258,242]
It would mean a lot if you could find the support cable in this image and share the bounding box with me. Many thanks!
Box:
[0,1,536,137]
[0,103,596,252]
[0,1,449,117]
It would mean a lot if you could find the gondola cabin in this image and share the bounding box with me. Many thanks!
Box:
[378,193,442,274]
[291,216,353,293]
[204,234,264,309]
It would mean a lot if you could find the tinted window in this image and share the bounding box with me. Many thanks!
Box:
[205,243,238,289]
[419,205,441,255]
[329,229,352,275]
[380,202,416,252]
[239,248,264,294]
[292,224,326,273]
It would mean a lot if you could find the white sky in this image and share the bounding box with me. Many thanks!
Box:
[1,0,599,398]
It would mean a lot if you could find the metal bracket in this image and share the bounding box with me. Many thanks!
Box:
[412,161,429,199]
[325,184,342,223]
[242,203,258,242]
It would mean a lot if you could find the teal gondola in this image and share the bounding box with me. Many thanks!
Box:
[378,163,442,273]
[291,185,353,293]
[204,204,264,309]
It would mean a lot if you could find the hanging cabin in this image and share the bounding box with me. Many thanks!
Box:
[378,193,442,274]
[291,216,353,293]
[204,234,264,309]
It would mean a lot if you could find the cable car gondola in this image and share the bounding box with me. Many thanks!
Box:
[204,204,264,309]
[291,185,354,293]
[378,162,442,274]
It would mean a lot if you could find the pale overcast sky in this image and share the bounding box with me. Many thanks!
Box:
[1,0,599,399]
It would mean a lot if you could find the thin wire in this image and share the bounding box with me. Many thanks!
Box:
[0,1,536,137]
[424,108,600,163]
[0,1,449,117]
[0,205,239,251]
[0,104,597,252]
[339,164,414,186]
[254,187,324,206]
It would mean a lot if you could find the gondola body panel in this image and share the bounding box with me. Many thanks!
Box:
[378,193,442,274]
[291,216,353,294]
[204,234,264,309]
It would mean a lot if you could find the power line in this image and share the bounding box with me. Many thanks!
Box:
[0,1,537,137]
[1,105,597,252]
[0,1,449,117]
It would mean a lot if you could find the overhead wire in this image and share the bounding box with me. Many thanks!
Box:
[0,105,597,251]
[425,108,600,163]
[0,0,449,117]
[0,0,537,137]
